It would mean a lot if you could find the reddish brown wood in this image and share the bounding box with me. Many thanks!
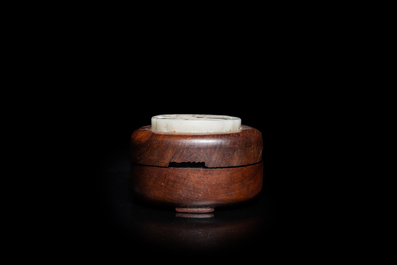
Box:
[131,162,263,209]
[130,125,262,168]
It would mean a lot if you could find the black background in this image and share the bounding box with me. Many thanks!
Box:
[62,16,331,257]
[63,59,330,257]
[75,91,315,257]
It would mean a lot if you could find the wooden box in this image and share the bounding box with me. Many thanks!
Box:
[130,116,263,213]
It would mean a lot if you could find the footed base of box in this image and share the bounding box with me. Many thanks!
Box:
[175,207,214,213]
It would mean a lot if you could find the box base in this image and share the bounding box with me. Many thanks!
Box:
[131,162,263,209]
[175,207,214,213]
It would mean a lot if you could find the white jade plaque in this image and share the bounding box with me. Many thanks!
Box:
[151,114,241,133]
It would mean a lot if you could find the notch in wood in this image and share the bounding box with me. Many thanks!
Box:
[168,162,207,168]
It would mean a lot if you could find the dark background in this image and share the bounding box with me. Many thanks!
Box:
[67,42,322,255]
[63,16,331,256]
[64,52,330,257]
[75,92,314,257]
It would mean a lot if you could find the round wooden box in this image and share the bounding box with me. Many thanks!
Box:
[130,115,263,213]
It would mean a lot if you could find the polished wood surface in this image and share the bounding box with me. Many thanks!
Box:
[130,125,262,168]
[131,162,263,209]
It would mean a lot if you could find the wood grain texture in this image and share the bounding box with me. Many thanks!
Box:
[131,162,263,209]
[130,125,262,168]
